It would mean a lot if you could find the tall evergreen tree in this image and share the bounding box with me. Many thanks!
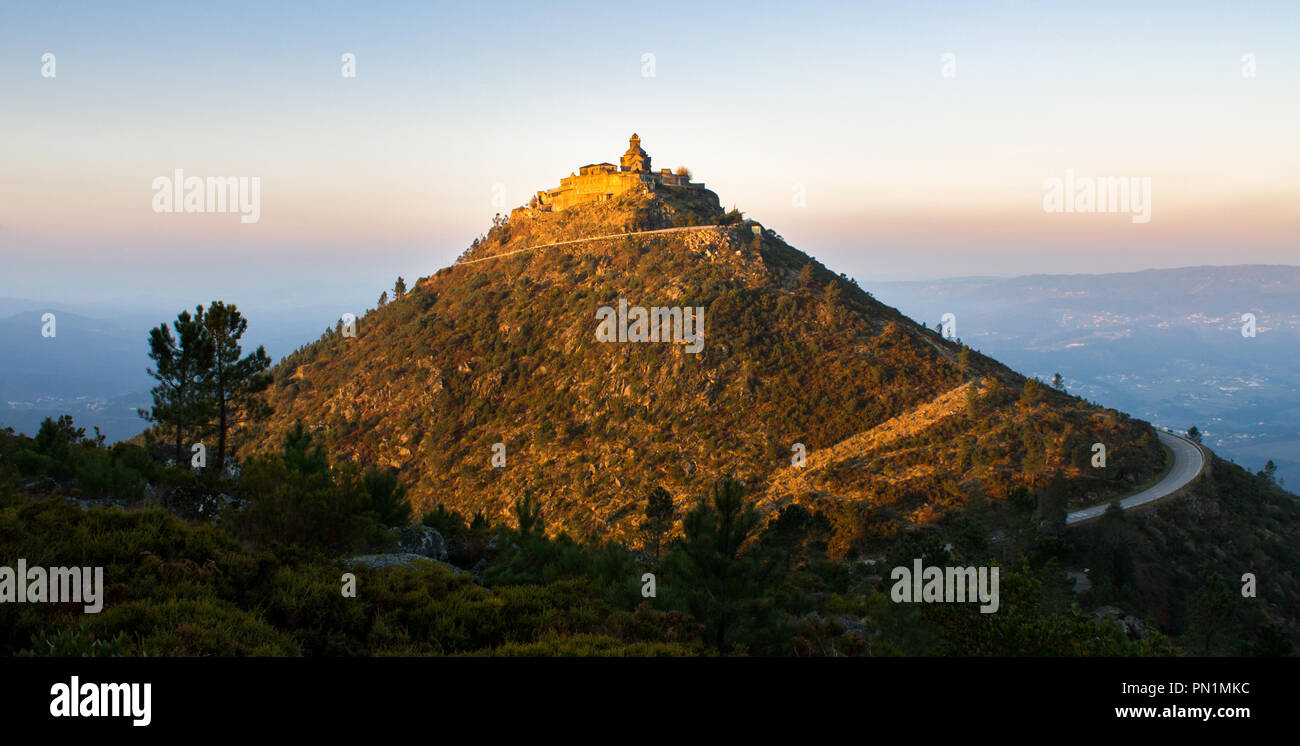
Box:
[965,380,981,417]
[142,307,212,464]
[1038,471,1069,535]
[282,420,328,475]
[34,415,85,460]
[1090,501,1137,606]
[761,503,812,572]
[665,476,766,654]
[512,491,544,535]
[639,486,675,561]
[822,279,841,307]
[200,301,271,473]
[362,466,411,527]
[1186,573,1238,655]
[1259,459,1278,485]
[1020,377,1043,406]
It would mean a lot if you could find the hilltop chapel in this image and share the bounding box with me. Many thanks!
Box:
[532,134,707,212]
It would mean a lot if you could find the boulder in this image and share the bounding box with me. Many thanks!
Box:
[344,553,469,575]
[1092,605,1153,640]
[346,553,433,570]
[393,524,448,561]
[1092,605,1124,620]
[833,615,867,637]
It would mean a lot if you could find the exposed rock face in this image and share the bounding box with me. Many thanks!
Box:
[345,553,433,570]
[392,524,448,561]
[140,485,249,522]
[1093,605,1154,640]
[345,526,461,574]
[344,553,467,575]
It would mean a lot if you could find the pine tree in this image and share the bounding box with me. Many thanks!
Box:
[512,491,544,535]
[1186,573,1238,655]
[664,477,767,654]
[1051,372,1066,392]
[639,486,675,561]
[34,415,84,460]
[143,307,213,464]
[1090,501,1137,606]
[965,381,980,417]
[394,276,407,300]
[363,467,411,527]
[1259,459,1278,485]
[1020,377,1042,406]
[1037,471,1068,535]
[822,279,841,307]
[200,301,272,474]
[762,503,812,572]
[377,290,388,308]
[282,420,328,475]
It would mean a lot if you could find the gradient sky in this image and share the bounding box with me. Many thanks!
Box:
[1,0,1297,312]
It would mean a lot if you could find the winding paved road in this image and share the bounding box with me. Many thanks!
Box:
[1065,431,1205,525]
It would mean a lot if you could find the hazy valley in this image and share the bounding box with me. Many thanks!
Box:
[875,266,1300,486]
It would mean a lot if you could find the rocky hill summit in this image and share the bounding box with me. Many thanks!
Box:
[238,184,1164,550]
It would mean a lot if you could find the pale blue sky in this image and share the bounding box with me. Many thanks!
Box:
[1,0,1297,312]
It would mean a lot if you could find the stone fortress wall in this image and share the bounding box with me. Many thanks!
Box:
[533,134,707,212]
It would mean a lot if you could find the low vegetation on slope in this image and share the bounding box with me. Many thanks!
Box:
[1071,456,1300,655]
[240,186,1164,549]
[1,421,1229,657]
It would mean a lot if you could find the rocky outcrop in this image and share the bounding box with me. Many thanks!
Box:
[346,525,463,575]
[1093,605,1154,641]
[392,524,448,561]
[345,553,436,570]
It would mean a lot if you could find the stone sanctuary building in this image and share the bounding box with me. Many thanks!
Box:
[532,134,707,212]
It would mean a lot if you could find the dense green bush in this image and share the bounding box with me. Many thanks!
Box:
[231,423,407,554]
